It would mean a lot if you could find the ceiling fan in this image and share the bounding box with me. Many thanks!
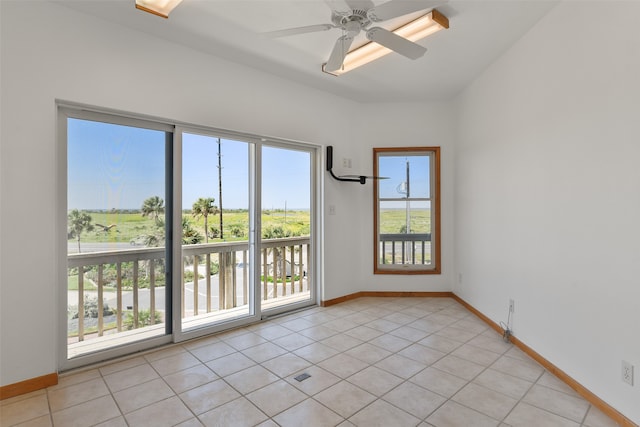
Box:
[265,0,446,73]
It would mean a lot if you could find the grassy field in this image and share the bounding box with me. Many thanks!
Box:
[82,211,152,244]
[73,208,430,244]
[379,209,431,234]
[66,274,97,291]
[73,208,431,243]
[74,209,310,244]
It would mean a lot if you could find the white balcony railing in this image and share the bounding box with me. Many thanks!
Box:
[379,233,431,265]
[67,237,310,347]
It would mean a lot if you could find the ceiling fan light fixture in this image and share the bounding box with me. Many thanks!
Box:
[323,9,449,76]
[135,0,183,18]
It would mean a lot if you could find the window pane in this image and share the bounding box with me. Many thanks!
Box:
[379,201,432,265]
[379,201,431,234]
[182,135,249,228]
[68,119,166,253]
[67,118,167,357]
[261,146,312,311]
[181,134,251,330]
[374,148,440,274]
[378,154,430,199]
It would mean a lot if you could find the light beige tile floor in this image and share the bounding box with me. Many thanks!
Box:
[1,297,621,427]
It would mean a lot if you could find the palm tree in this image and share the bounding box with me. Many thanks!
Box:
[182,217,204,245]
[141,196,164,225]
[135,217,203,247]
[68,209,94,253]
[192,197,217,243]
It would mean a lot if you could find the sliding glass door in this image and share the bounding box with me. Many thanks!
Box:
[61,109,174,369]
[261,145,313,314]
[60,106,317,367]
[179,132,256,335]
[176,131,317,340]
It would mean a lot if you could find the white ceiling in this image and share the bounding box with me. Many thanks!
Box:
[54,0,559,103]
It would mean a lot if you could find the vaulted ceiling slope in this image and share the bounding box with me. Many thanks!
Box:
[53,0,559,103]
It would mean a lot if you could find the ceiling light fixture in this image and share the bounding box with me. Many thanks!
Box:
[135,0,183,18]
[322,9,449,76]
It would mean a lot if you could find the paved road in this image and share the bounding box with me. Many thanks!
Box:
[68,269,305,315]
[68,271,246,314]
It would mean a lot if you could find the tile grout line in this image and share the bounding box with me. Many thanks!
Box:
[420,326,511,425]
[579,404,594,427]
[145,354,201,426]
[496,362,545,425]
[333,306,489,425]
[262,303,442,425]
[516,380,594,427]
[10,297,610,427]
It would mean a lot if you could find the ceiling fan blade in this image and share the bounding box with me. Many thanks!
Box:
[324,0,350,12]
[264,24,334,38]
[345,0,375,11]
[368,0,446,22]
[325,34,355,72]
[366,27,426,59]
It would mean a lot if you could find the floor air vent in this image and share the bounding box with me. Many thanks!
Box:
[294,373,311,382]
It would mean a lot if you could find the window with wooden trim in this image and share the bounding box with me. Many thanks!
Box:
[374,147,441,274]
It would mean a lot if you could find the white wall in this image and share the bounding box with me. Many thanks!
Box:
[15,2,639,422]
[354,102,456,292]
[0,1,455,386]
[0,0,355,386]
[454,1,640,423]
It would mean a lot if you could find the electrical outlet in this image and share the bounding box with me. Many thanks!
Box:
[342,158,352,168]
[622,360,634,386]
[509,299,515,313]
[328,205,336,215]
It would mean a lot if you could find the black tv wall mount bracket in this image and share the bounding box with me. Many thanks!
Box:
[326,146,388,185]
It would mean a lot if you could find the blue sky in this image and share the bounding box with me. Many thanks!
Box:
[68,119,311,211]
[378,154,431,200]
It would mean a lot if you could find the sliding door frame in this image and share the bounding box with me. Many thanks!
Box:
[57,102,321,368]
[172,126,321,341]
[172,126,264,342]
[57,103,175,371]
[259,140,320,320]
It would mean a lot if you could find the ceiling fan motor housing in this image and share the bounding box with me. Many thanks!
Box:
[332,9,370,32]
